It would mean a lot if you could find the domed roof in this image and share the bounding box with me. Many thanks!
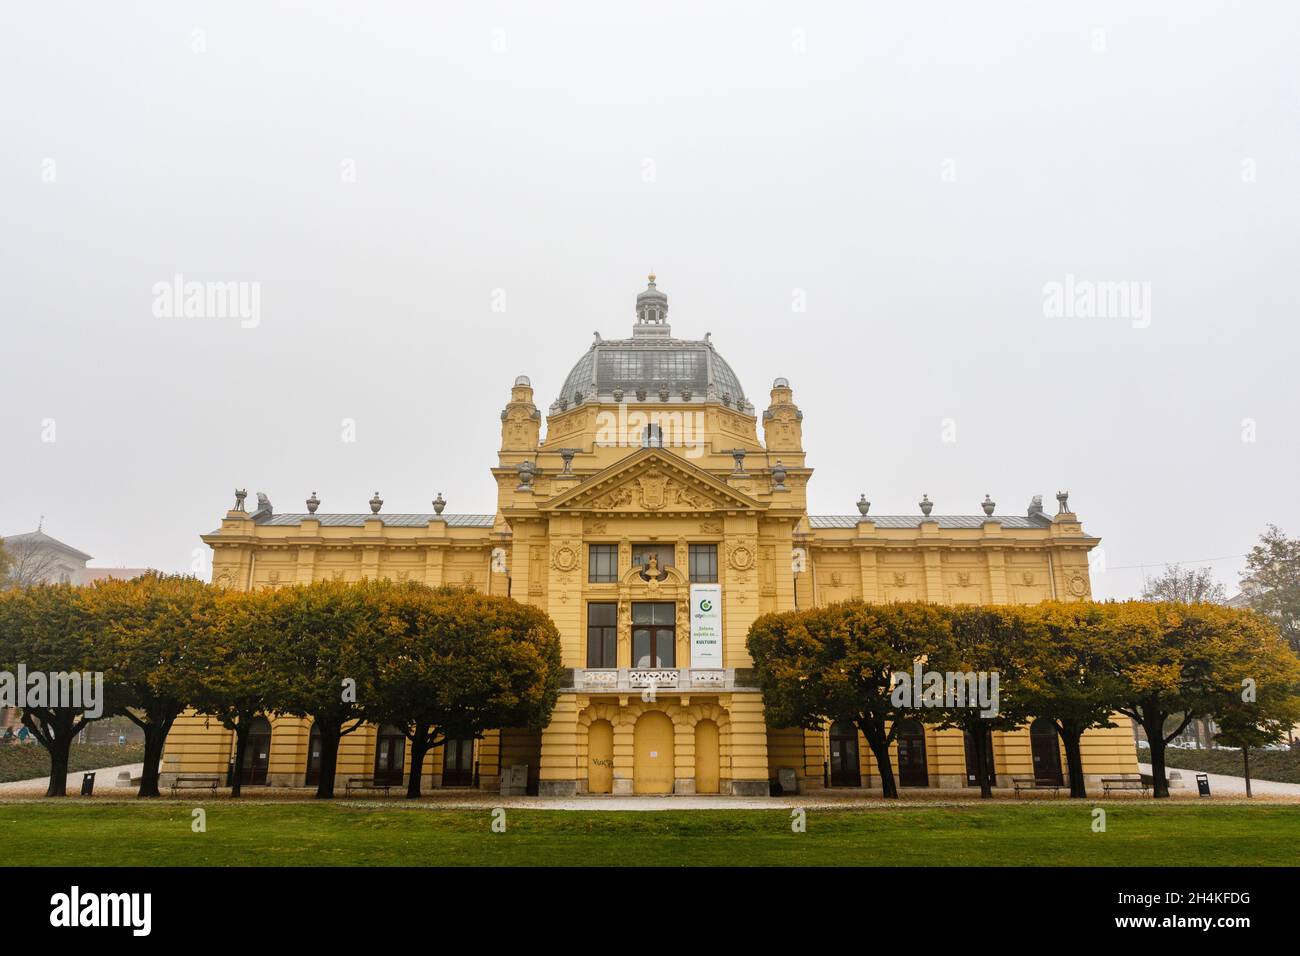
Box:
[553,277,750,412]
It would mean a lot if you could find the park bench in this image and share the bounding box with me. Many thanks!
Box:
[1011,776,1064,798]
[170,775,221,795]
[344,776,393,796]
[1101,777,1149,797]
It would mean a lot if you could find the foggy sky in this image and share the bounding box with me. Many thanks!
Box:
[2,1,1297,600]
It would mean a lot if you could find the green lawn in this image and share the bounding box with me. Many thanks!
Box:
[1160,746,1300,784]
[1,801,1296,866]
[0,743,145,784]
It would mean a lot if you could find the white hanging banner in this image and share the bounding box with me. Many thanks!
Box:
[690,583,723,668]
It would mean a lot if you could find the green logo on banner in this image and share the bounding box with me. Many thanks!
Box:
[699,599,712,612]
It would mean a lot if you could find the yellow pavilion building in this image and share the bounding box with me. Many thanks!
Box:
[165,276,1138,796]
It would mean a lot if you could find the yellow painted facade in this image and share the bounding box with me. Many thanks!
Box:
[167,276,1138,795]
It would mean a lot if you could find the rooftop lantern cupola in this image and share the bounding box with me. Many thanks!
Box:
[633,272,671,338]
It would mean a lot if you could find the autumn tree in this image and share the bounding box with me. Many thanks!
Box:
[87,573,218,797]
[1209,614,1300,797]
[748,602,945,799]
[364,585,563,798]
[1239,524,1300,653]
[1017,602,1126,798]
[1141,564,1226,604]
[929,604,1032,798]
[191,586,276,797]
[0,584,107,796]
[260,579,385,799]
[1103,601,1266,797]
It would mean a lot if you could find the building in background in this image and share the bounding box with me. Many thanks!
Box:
[168,276,1138,794]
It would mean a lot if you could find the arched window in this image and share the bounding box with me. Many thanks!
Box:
[1030,718,1064,785]
[895,719,929,787]
[642,423,663,447]
[240,717,272,786]
[373,724,405,786]
[305,722,322,786]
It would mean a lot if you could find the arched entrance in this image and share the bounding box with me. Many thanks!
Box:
[829,720,861,787]
[1030,718,1064,785]
[694,719,720,794]
[896,720,929,787]
[588,720,614,794]
[240,717,271,786]
[633,711,675,794]
[373,724,405,786]
[305,722,322,786]
[963,729,997,788]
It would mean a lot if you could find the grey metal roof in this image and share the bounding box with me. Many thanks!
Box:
[254,514,495,528]
[809,515,1052,530]
[558,338,747,408]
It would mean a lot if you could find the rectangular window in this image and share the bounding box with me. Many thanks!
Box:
[631,602,676,668]
[587,603,618,668]
[688,544,718,583]
[588,544,618,583]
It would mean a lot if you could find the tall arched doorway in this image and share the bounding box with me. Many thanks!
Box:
[240,717,271,786]
[633,711,675,794]
[373,724,405,786]
[963,729,996,788]
[588,720,614,794]
[1030,718,1064,785]
[694,719,720,794]
[896,720,929,787]
[305,722,322,787]
[829,720,861,787]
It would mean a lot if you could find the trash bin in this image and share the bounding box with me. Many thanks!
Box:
[80,772,96,796]
[1195,772,1211,797]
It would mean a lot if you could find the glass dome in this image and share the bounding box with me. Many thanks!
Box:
[553,277,750,411]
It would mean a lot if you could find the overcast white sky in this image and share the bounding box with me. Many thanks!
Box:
[2,1,1297,599]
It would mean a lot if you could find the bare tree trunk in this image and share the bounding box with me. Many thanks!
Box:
[406,729,432,799]
[861,723,898,799]
[315,723,341,799]
[1242,747,1252,799]
[974,725,994,798]
[230,720,250,798]
[1059,722,1088,798]
[1143,716,1170,798]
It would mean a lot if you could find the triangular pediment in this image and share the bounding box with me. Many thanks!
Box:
[540,448,766,514]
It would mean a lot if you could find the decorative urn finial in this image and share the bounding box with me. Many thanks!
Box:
[432,492,446,515]
[857,494,871,515]
[369,491,383,514]
[731,448,747,475]
[516,460,536,490]
[919,494,934,516]
[306,491,319,514]
[771,460,788,490]
[233,489,247,512]
[1056,490,1070,514]
[982,495,995,516]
